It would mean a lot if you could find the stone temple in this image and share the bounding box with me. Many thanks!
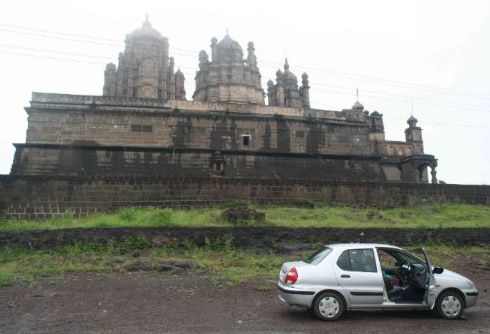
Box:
[10,18,438,183]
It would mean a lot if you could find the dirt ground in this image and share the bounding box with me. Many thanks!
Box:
[1,265,489,334]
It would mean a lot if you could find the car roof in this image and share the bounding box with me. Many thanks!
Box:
[325,243,403,251]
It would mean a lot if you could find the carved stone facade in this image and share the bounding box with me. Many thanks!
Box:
[103,17,186,100]
[9,19,438,185]
[193,35,264,104]
[267,59,310,109]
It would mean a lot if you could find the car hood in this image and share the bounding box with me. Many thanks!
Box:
[435,268,474,289]
[437,268,465,280]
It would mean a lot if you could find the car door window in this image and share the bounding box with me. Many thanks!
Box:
[336,249,377,273]
[377,249,399,269]
[378,248,425,268]
[337,250,351,270]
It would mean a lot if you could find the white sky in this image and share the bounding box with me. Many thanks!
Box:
[0,0,489,184]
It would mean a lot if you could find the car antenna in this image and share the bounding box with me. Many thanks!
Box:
[354,232,365,243]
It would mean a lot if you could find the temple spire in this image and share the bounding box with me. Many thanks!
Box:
[352,88,364,111]
[143,13,151,28]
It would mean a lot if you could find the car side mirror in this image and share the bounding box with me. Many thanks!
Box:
[433,267,444,274]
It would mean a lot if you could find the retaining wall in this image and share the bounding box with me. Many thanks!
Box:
[0,175,489,220]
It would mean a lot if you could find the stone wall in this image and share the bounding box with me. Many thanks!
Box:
[11,144,385,181]
[19,92,432,183]
[25,107,373,155]
[11,144,384,180]
[1,175,488,220]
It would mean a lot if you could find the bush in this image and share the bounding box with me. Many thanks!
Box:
[220,207,265,225]
[367,210,384,221]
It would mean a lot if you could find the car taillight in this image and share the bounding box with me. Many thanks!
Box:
[285,267,298,284]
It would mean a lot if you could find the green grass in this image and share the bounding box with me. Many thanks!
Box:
[0,236,285,287]
[1,203,489,232]
[0,238,488,287]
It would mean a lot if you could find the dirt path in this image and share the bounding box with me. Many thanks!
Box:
[1,265,489,334]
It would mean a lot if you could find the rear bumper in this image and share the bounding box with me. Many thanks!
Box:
[277,282,315,308]
[464,289,479,308]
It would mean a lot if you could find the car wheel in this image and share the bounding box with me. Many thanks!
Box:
[312,291,344,321]
[435,290,464,319]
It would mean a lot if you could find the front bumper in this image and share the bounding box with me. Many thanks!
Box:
[464,289,479,308]
[277,281,315,308]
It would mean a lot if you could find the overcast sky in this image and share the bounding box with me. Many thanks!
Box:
[0,0,489,184]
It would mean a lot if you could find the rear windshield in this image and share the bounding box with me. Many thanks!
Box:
[305,247,333,265]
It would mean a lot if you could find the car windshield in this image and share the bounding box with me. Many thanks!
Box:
[305,247,332,265]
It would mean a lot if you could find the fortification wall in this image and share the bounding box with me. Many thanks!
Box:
[11,144,385,180]
[1,175,488,220]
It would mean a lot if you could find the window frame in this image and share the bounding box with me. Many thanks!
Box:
[336,248,378,273]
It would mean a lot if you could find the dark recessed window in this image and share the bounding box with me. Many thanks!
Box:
[242,134,251,146]
[131,125,153,132]
[296,131,305,138]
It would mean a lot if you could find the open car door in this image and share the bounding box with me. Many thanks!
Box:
[421,247,437,308]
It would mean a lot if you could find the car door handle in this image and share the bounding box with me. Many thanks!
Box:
[341,274,351,278]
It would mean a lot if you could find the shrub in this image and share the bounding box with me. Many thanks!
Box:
[220,207,265,225]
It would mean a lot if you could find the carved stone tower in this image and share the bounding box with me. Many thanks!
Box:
[405,115,424,154]
[193,34,265,104]
[267,59,310,109]
[103,16,185,100]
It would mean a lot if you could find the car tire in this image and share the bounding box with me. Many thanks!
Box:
[434,290,465,319]
[312,291,345,321]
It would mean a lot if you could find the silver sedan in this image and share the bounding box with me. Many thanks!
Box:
[278,243,478,321]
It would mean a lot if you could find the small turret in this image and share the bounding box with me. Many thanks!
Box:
[407,115,418,128]
[103,63,117,96]
[210,37,218,61]
[267,58,306,109]
[174,69,186,100]
[405,115,424,153]
[247,41,257,68]
[299,72,310,109]
[198,50,209,70]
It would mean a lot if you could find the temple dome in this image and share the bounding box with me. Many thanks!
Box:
[282,59,298,84]
[127,16,163,40]
[407,115,418,127]
[215,34,243,63]
[218,34,243,52]
[352,100,364,111]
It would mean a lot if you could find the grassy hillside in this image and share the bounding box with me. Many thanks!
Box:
[1,203,489,232]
